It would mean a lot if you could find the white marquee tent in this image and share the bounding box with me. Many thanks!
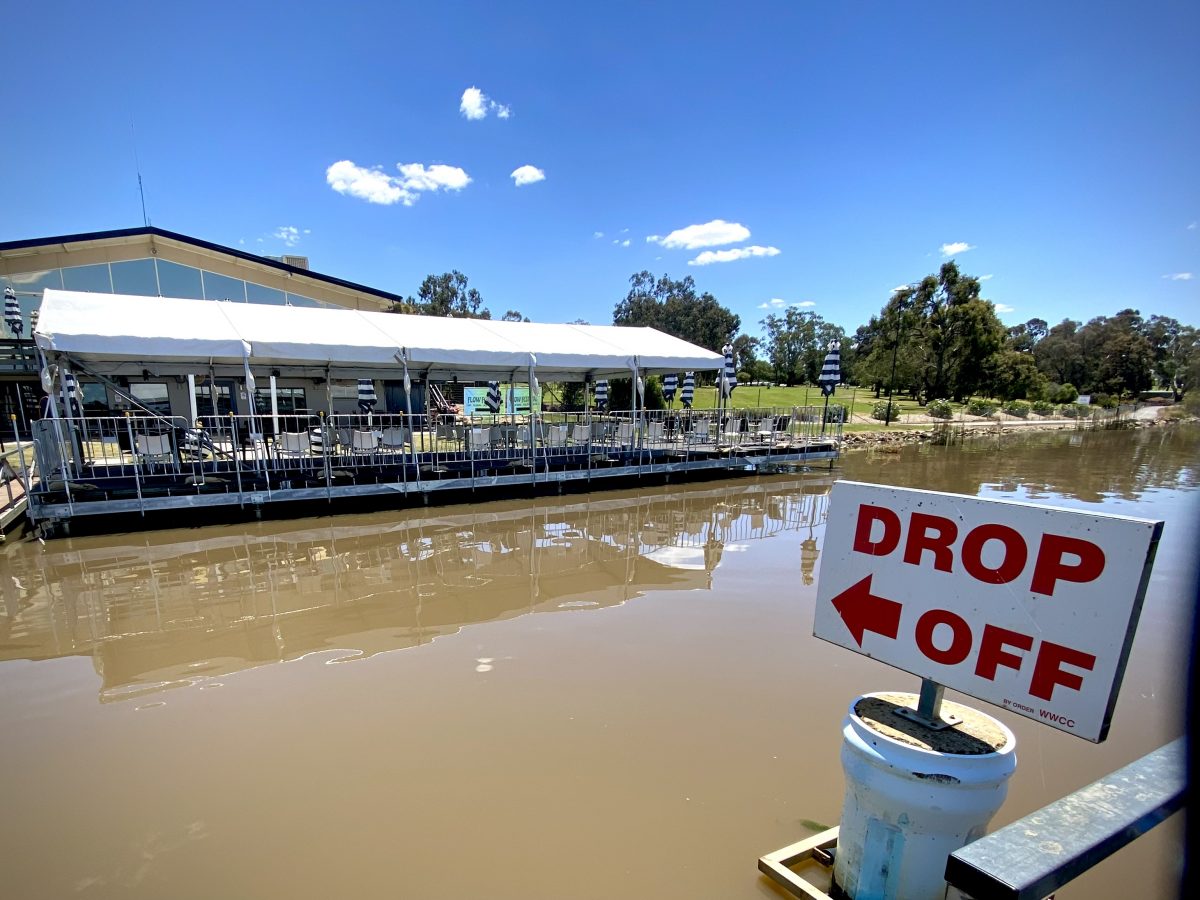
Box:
[34,289,724,382]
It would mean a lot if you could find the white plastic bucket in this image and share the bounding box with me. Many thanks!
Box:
[833,692,1017,900]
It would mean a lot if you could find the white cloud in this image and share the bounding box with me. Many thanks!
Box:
[326,159,471,206]
[890,284,909,293]
[620,228,629,233]
[303,228,311,235]
[273,226,301,247]
[510,164,546,187]
[593,231,604,239]
[460,86,511,120]
[978,273,994,281]
[688,245,780,266]
[793,300,816,307]
[1163,272,1194,280]
[940,241,974,256]
[620,239,630,247]
[649,219,751,250]
[994,303,1015,313]
[757,302,771,309]
[1187,221,1197,230]
[768,298,787,307]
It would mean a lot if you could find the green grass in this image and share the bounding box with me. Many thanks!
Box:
[685,384,928,424]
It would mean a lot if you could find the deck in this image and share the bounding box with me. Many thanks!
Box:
[23,408,842,534]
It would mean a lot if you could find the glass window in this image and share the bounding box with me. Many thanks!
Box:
[6,268,64,295]
[287,293,326,308]
[255,386,307,415]
[80,382,110,415]
[130,383,171,416]
[203,270,246,302]
[194,381,234,417]
[111,259,159,296]
[245,282,286,305]
[156,260,203,299]
[61,264,113,293]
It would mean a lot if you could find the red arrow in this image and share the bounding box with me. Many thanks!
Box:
[831,574,902,646]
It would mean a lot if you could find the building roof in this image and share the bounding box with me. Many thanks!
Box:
[0,225,408,308]
[35,289,724,381]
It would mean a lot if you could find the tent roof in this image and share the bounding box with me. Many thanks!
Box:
[34,289,724,380]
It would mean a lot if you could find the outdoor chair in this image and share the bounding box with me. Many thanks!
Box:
[134,432,176,471]
[544,424,568,448]
[570,423,591,446]
[379,427,410,455]
[645,421,665,447]
[615,422,636,448]
[684,418,711,446]
[467,427,492,452]
[350,430,378,456]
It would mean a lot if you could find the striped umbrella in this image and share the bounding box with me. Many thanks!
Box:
[485,381,502,414]
[662,373,677,404]
[680,372,694,409]
[594,379,608,410]
[63,371,82,416]
[30,307,39,332]
[4,286,21,338]
[818,341,842,396]
[721,344,737,398]
[357,378,378,413]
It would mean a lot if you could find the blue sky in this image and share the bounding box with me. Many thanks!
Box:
[3,1,1197,339]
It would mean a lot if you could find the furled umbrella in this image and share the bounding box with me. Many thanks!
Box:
[357,378,378,414]
[4,286,22,338]
[680,372,694,409]
[817,340,841,433]
[485,381,502,415]
[721,343,737,398]
[30,307,39,333]
[594,379,608,411]
[662,373,677,407]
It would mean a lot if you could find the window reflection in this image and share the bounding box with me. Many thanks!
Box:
[61,264,113,293]
[111,259,158,295]
[203,270,246,302]
[246,282,286,305]
[155,260,203,299]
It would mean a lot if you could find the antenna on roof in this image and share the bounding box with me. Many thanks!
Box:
[131,119,150,227]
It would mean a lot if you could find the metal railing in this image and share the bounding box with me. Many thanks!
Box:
[22,405,841,514]
[944,738,1185,900]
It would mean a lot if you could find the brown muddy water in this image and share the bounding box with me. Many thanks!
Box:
[1,425,1196,899]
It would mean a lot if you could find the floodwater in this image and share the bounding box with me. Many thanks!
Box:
[1,425,1196,899]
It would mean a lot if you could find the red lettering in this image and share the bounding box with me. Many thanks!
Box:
[962,524,1028,585]
[915,609,972,665]
[975,625,1033,680]
[853,505,901,557]
[1029,641,1096,701]
[1031,534,1105,596]
[903,513,957,572]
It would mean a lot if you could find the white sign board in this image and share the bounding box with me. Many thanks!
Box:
[813,481,1162,742]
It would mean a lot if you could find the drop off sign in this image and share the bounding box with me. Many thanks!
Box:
[813,482,1162,742]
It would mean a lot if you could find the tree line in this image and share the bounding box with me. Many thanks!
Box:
[395,266,1199,404]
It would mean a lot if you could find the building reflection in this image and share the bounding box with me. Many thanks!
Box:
[0,478,832,701]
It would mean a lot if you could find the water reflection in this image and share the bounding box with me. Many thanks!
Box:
[853,425,1199,503]
[0,478,834,701]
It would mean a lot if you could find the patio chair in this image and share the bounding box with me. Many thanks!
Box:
[350,430,378,457]
[544,424,568,448]
[379,427,410,455]
[645,421,665,447]
[684,418,711,446]
[134,432,176,471]
[615,422,636,448]
[466,427,492,452]
[570,423,591,446]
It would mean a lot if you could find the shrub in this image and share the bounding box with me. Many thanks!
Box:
[824,404,847,424]
[927,399,954,419]
[1031,400,1055,416]
[1183,393,1200,416]
[967,398,998,417]
[1060,403,1091,419]
[1052,383,1078,404]
[871,399,899,422]
[1003,400,1031,418]
[1093,393,1118,409]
